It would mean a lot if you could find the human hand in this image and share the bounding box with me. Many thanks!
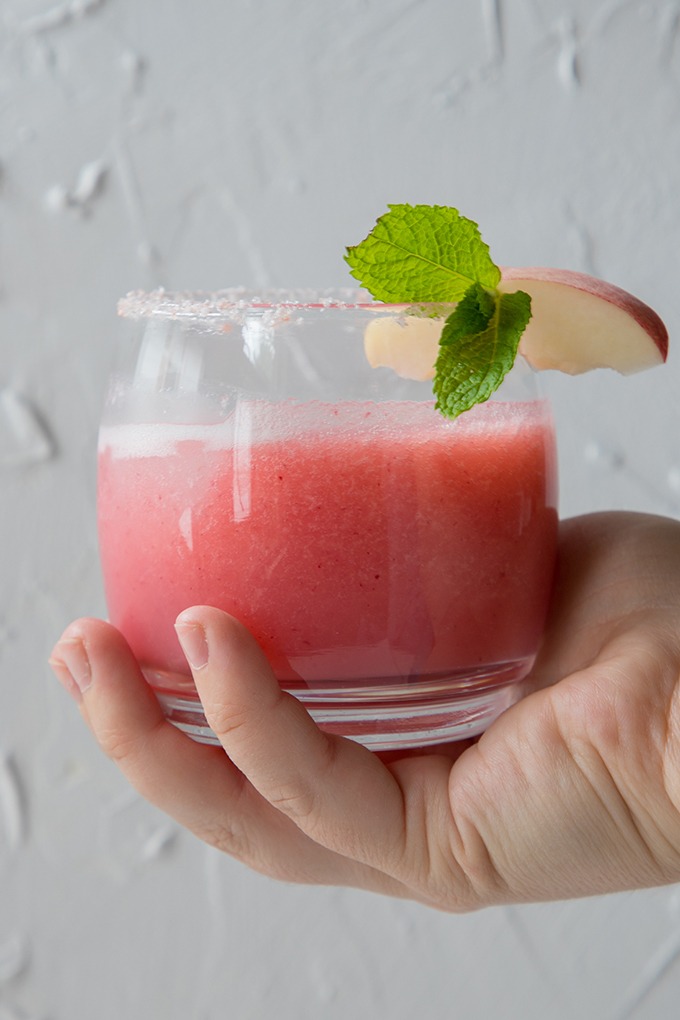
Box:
[49,512,680,910]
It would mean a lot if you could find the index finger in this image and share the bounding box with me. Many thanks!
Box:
[176,607,452,881]
[50,617,404,893]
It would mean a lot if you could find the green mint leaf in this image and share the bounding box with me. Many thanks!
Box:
[345,204,500,303]
[433,287,532,419]
[345,204,534,418]
[438,282,495,344]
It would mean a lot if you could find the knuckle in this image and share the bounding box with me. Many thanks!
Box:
[265,736,340,830]
[96,725,148,766]
[203,700,250,744]
[195,820,302,884]
[268,782,318,823]
[197,818,252,863]
[194,777,261,867]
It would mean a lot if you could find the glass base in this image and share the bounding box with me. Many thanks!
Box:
[148,659,532,752]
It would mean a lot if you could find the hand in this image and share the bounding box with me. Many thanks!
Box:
[49,512,680,910]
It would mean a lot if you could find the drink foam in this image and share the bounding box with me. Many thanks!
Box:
[99,399,551,459]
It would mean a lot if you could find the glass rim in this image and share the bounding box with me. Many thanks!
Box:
[117,288,456,322]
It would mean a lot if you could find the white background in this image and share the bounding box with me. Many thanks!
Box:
[2,1,680,1017]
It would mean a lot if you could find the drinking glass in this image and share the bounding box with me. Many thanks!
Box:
[98,289,558,750]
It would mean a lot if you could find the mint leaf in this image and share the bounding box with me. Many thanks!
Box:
[439,282,495,344]
[433,288,532,419]
[345,204,500,303]
[345,204,534,418]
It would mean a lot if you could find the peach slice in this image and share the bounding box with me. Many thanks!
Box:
[363,314,442,381]
[499,267,668,375]
[363,268,668,381]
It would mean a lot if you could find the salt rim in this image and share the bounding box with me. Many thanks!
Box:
[117,287,395,323]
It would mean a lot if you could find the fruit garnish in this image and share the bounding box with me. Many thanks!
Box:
[433,282,531,419]
[347,204,668,419]
[363,314,442,381]
[499,267,668,375]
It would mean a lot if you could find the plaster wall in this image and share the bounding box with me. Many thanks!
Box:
[2,1,680,1017]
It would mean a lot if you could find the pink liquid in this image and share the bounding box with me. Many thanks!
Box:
[98,400,557,695]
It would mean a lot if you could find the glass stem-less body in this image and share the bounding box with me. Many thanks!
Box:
[98,292,558,749]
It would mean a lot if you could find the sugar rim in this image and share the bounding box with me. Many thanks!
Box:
[116,288,455,322]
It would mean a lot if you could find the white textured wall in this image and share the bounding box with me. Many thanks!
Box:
[2,1,680,1018]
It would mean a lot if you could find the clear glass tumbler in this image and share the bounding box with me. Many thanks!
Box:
[98,289,558,750]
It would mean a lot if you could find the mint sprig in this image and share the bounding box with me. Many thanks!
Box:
[345,204,500,303]
[434,286,531,418]
[345,204,532,419]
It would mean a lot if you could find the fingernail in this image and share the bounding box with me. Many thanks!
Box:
[49,637,92,698]
[175,620,209,670]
